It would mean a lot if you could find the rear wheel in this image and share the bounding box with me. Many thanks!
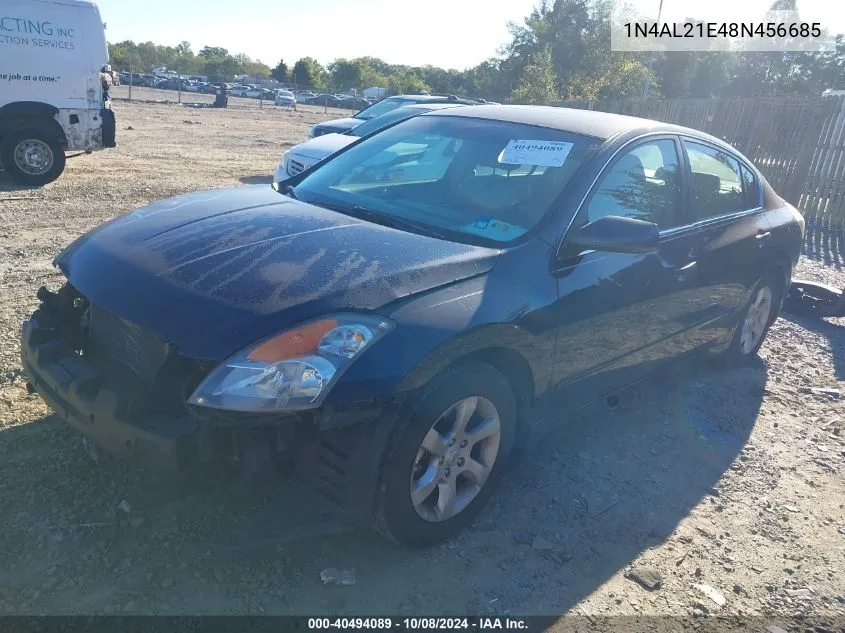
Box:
[723,273,781,365]
[374,361,516,547]
[1,127,66,186]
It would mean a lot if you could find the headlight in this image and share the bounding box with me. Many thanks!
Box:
[309,125,317,137]
[188,313,394,413]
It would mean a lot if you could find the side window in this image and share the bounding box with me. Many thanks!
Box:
[584,139,682,229]
[741,164,761,209]
[684,141,745,220]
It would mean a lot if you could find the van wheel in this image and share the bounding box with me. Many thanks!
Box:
[1,128,66,186]
[373,361,516,547]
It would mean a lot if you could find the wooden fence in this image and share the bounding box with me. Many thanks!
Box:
[559,96,845,260]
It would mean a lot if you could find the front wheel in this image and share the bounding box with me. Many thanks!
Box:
[0,127,66,186]
[374,361,517,547]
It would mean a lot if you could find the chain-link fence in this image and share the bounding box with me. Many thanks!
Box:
[111,69,382,116]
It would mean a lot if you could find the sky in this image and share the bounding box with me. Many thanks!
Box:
[95,0,539,71]
[95,0,845,71]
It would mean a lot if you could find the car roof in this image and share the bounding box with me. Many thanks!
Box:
[424,104,717,142]
[392,95,448,100]
[392,94,480,105]
[401,103,465,112]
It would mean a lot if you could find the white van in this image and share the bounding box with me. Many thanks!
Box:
[0,0,115,186]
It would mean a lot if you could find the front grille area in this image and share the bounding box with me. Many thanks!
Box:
[287,159,305,176]
[36,284,212,418]
[86,304,170,391]
[82,301,210,416]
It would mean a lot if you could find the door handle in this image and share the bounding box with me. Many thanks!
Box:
[756,230,772,248]
[675,260,697,282]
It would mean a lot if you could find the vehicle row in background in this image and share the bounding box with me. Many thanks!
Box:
[112,74,388,108]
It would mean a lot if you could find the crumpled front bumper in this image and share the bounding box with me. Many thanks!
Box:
[20,313,207,471]
[21,299,407,521]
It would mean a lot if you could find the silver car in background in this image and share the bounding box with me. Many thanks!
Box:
[275,89,297,107]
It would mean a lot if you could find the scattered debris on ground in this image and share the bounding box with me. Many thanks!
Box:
[320,568,357,587]
[625,566,662,591]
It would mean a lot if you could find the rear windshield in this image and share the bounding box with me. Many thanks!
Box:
[293,115,600,245]
[351,107,425,137]
[354,97,414,120]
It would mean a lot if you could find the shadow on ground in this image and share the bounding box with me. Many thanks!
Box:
[0,174,38,193]
[0,359,765,615]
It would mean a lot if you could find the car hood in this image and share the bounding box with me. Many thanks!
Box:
[287,133,356,160]
[55,186,499,361]
[314,117,363,133]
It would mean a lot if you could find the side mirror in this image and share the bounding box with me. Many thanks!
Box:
[567,215,659,255]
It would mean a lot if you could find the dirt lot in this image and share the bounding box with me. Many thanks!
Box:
[0,93,843,621]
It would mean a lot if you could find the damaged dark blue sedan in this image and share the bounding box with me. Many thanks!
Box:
[22,105,804,546]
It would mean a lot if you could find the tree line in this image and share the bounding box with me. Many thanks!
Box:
[109,0,844,103]
[107,41,272,80]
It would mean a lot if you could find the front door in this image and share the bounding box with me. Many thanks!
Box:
[550,136,706,406]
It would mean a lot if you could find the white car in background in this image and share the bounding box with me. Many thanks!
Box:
[274,103,464,182]
[275,90,297,107]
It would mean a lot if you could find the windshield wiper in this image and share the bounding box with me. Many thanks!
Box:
[357,206,451,241]
[318,201,448,240]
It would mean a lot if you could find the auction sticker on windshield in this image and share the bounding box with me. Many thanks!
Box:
[499,140,574,167]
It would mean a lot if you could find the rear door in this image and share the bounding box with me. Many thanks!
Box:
[679,138,773,347]
[551,135,708,405]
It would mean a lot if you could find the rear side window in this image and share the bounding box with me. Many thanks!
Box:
[684,141,745,220]
[741,164,761,209]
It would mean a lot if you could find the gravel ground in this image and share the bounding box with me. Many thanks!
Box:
[0,95,843,620]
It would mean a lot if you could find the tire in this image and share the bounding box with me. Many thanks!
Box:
[0,127,66,186]
[374,361,517,548]
[723,272,782,366]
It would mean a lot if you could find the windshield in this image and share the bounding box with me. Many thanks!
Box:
[293,115,599,245]
[350,107,425,137]
[354,97,415,120]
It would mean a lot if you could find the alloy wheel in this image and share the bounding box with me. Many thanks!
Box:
[740,285,773,354]
[409,396,502,522]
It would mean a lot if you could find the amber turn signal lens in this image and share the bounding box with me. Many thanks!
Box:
[247,319,339,362]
